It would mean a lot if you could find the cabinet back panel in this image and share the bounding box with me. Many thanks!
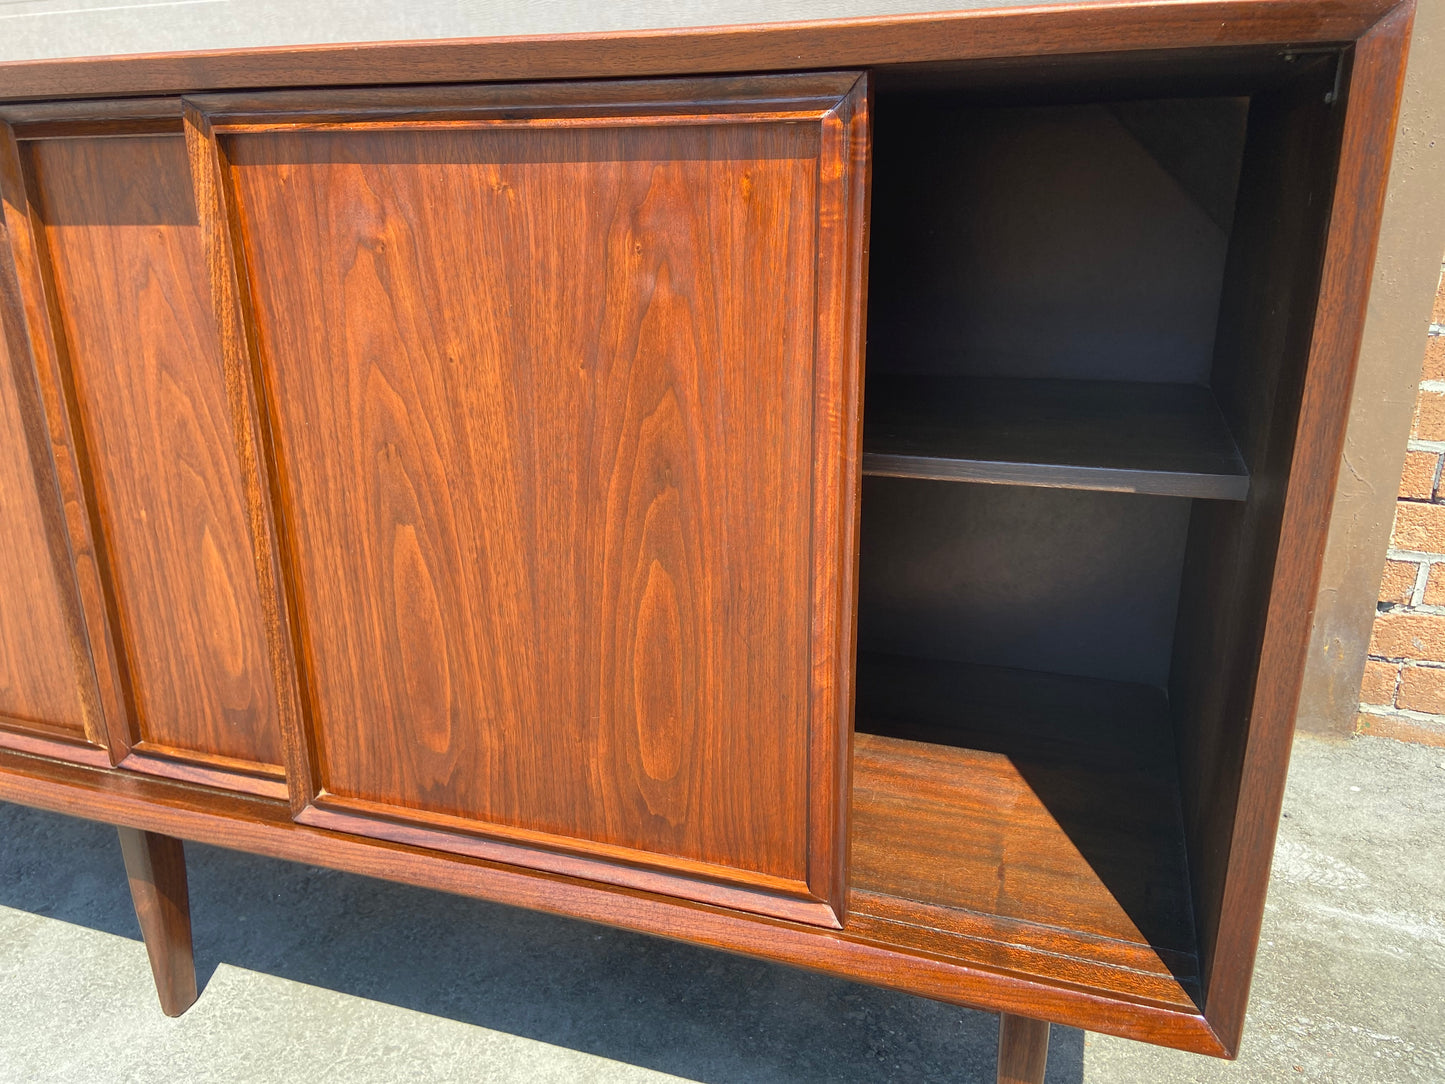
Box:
[229,122,821,880]
[0,284,88,738]
[857,478,1191,687]
[867,98,1243,383]
[26,134,282,768]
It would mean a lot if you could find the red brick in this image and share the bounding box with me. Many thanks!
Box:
[1400,451,1440,500]
[1378,559,1420,604]
[1391,502,1445,553]
[1354,711,1445,747]
[1433,277,1445,324]
[1413,389,1445,441]
[1424,564,1445,606]
[1423,336,1445,382]
[1397,665,1445,714]
[1369,610,1445,661]
[1359,658,1399,706]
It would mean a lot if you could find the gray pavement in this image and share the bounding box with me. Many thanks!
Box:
[1,734,1441,1083]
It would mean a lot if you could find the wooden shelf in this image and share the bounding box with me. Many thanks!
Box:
[861,375,1249,500]
[848,652,1201,1009]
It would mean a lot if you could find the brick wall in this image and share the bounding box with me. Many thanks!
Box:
[1356,260,1445,746]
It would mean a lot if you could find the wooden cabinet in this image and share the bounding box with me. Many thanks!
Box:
[0,3,1414,1079]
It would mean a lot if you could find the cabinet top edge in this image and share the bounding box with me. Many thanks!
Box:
[0,0,1402,105]
[0,72,867,131]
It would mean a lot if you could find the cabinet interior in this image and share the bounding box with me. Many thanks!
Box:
[849,54,1344,1011]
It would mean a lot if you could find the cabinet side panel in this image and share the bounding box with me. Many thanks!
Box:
[0,296,87,737]
[230,121,820,882]
[27,134,283,769]
[1170,59,1345,1043]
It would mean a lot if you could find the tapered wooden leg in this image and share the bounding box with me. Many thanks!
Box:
[117,827,197,1017]
[997,1013,1050,1084]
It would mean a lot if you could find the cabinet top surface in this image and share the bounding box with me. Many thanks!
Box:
[3,0,1053,65]
[0,0,1400,103]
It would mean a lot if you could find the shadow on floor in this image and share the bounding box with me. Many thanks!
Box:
[0,801,1086,1084]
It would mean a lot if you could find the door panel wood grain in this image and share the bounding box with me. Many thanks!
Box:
[0,287,89,741]
[26,133,285,784]
[219,75,867,922]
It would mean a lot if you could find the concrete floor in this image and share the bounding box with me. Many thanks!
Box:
[1,734,1441,1084]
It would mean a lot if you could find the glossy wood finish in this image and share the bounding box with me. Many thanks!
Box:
[850,654,1199,1010]
[0,0,1416,1061]
[116,825,197,1017]
[0,0,1395,102]
[0,246,87,740]
[0,123,127,759]
[183,104,310,812]
[1177,6,1415,1054]
[998,1014,1051,1084]
[24,133,284,788]
[0,126,109,753]
[207,74,867,924]
[862,376,1248,498]
[0,746,1226,1054]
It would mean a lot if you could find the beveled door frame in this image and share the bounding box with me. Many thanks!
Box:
[184,73,870,927]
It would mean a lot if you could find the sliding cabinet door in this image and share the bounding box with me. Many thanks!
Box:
[198,75,868,924]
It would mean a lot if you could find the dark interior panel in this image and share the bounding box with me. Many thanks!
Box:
[857,479,1192,687]
[866,97,1247,383]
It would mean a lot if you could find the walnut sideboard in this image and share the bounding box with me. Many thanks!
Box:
[0,2,1413,1080]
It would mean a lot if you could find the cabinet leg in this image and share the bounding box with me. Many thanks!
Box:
[997,1013,1049,1084]
[117,827,197,1016]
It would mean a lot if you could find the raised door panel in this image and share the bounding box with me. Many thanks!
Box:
[0,294,90,743]
[218,75,867,923]
[26,133,285,788]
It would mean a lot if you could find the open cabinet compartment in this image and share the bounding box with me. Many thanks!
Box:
[849,51,1347,1028]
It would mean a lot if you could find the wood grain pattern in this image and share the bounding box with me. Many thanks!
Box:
[0,273,88,737]
[0,0,1394,102]
[221,75,865,921]
[997,1014,1051,1084]
[850,656,1197,960]
[0,123,115,753]
[183,104,310,810]
[0,0,1414,1057]
[26,133,284,774]
[0,745,1228,1055]
[116,826,197,1016]
[1188,4,1416,1056]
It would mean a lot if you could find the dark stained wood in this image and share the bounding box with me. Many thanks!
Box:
[851,654,1197,965]
[1172,4,1416,1056]
[24,133,285,778]
[184,104,311,812]
[116,825,197,1016]
[846,892,1199,1013]
[0,236,89,739]
[1,97,184,140]
[863,376,1248,498]
[812,73,871,921]
[217,74,866,924]
[0,727,111,768]
[0,0,1393,102]
[0,123,114,754]
[0,745,1227,1055]
[0,0,1416,1060]
[997,1014,1050,1084]
[119,747,287,801]
[187,74,860,129]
